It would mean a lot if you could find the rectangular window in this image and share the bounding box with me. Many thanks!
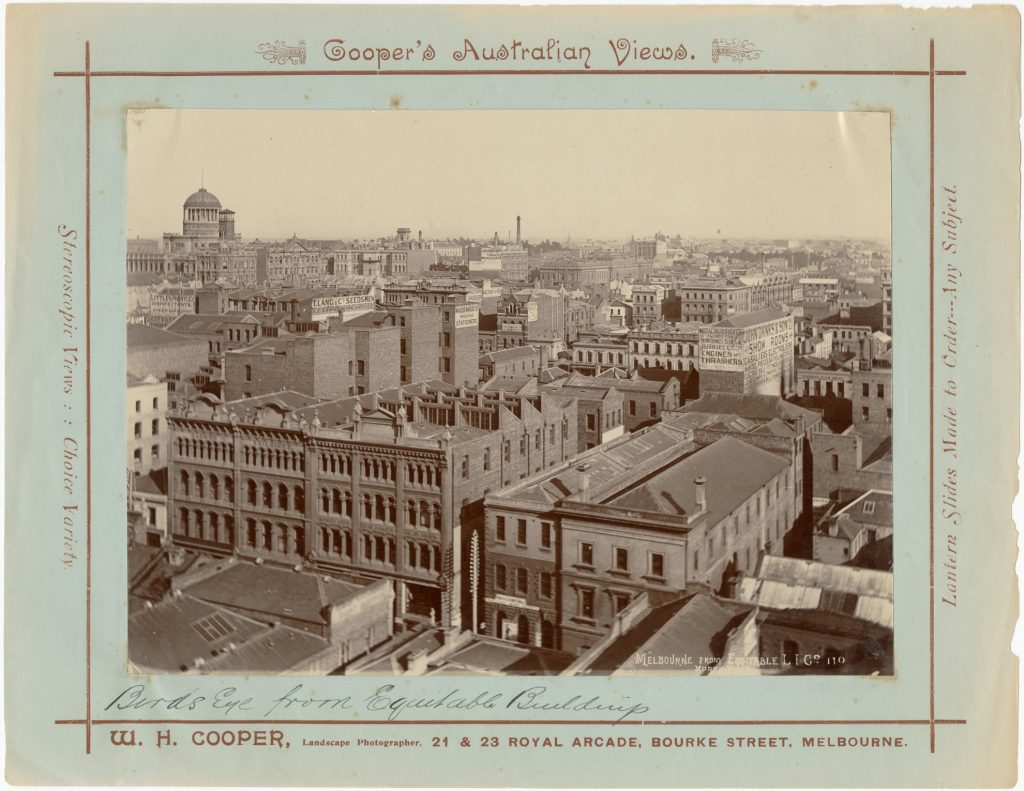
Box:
[134,400,141,413]
[495,564,507,591]
[516,568,528,595]
[151,445,159,459]
[151,419,160,436]
[877,384,885,398]
[579,542,594,567]
[516,519,527,546]
[614,547,629,572]
[649,402,657,417]
[133,422,142,439]
[483,448,491,471]
[400,339,406,355]
[862,406,870,421]
[586,414,596,431]
[539,572,553,599]
[357,360,366,376]
[133,448,142,463]
[152,396,159,409]
[613,592,631,614]
[540,522,552,549]
[629,401,636,416]
[579,588,595,619]
[443,332,451,346]
[862,382,870,397]
[495,516,506,542]
[831,454,840,472]
[443,357,451,373]
[462,456,470,479]
[244,365,252,382]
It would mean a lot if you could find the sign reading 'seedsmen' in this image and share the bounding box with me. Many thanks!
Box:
[311,294,375,319]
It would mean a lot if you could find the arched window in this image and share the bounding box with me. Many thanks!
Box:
[179,470,190,496]
[247,479,257,506]
[262,521,273,550]
[223,515,234,544]
[209,474,220,500]
[293,526,305,556]
[208,512,219,542]
[262,482,273,508]
[195,473,205,499]
[293,485,305,513]
[277,483,288,511]
[178,508,189,535]
[246,519,257,547]
[225,476,234,503]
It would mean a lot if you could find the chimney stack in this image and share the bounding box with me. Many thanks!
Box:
[577,462,592,498]
[694,475,707,513]
[516,215,522,245]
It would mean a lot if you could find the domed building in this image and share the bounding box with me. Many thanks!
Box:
[182,187,223,239]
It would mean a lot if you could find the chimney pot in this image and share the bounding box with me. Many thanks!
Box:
[694,475,707,513]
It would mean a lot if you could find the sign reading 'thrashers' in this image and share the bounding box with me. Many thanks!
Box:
[699,315,794,391]
[454,304,479,328]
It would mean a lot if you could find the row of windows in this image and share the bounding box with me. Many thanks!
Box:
[133,397,160,413]
[133,419,161,439]
[174,509,235,545]
[494,564,555,599]
[574,542,666,578]
[570,585,634,621]
[132,444,161,464]
[495,517,553,549]
[317,488,443,531]
[177,437,235,464]
[630,342,696,356]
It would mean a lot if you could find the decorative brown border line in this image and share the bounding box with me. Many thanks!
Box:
[56,718,968,727]
[56,39,961,758]
[56,68,966,77]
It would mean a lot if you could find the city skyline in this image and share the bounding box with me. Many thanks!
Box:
[127,109,891,243]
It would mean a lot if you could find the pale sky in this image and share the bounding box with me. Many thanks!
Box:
[126,109,891,243]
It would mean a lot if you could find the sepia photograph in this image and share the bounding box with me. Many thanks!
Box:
[125,108,894,677]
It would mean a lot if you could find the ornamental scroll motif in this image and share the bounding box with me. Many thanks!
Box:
[256,40,307,65]
[711,38,763,63]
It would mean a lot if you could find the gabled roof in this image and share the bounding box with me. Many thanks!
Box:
[608,436,789,522]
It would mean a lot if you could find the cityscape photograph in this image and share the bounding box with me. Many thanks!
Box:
[125,109,894,677]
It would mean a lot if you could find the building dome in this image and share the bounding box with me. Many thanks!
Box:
[183,188,222,210]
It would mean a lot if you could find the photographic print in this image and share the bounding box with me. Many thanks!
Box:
[125,109,894,678]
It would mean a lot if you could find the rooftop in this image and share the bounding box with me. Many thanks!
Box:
[181,559,370,626]
[710,308,791,329]
[608,436,790,523]
[127,324,198,349]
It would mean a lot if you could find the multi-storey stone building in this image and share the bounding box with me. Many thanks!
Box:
[629,321,701,371]
[166,381,579,630]
[483,428,794,653]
